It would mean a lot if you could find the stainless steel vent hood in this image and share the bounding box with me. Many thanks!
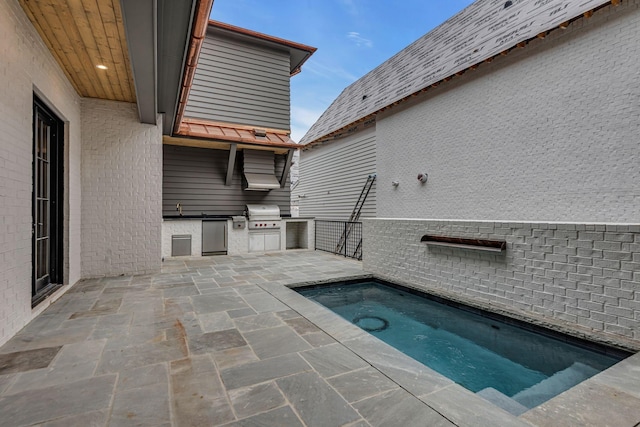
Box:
[243,149,281,191]
[244,173,281,190]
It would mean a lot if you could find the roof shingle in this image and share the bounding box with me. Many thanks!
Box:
[301,0,611,145]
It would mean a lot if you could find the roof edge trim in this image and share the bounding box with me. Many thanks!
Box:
[173,0,214,135]
[208,20,317,55]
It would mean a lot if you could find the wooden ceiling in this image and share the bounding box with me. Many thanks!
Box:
[19,0,136,102]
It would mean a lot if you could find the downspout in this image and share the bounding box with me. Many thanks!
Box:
[173,0,213,135]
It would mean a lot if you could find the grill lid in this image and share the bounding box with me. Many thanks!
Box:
[246,204,281,220]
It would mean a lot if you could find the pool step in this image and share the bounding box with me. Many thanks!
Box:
[512,362,599,408]
[477,387,529,416]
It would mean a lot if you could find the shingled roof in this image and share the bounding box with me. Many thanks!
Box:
[301,0,614,145]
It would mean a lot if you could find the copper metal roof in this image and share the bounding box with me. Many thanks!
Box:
[176,118,299,149]
[301,0,616,146]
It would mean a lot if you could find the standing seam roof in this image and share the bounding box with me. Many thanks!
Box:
[300,0,613,145]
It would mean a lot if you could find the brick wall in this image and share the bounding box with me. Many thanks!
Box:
[376,0,640,223]
[363,219,640,347]
[161,220,203,258]
[0,0,82,345]
[81,99,162,277]
[228,221,249,255]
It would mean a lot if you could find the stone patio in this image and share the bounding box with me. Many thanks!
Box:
[0,251,638,426]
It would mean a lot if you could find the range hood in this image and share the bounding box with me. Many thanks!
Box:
[243,149,282,191]
[244,173,281,191]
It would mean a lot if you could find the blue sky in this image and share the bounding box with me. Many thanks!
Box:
[210,0,475,142]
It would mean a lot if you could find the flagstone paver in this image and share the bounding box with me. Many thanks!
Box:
[0,346,61,375]
[277,371,361,427]
[228,382,286,419]
[0,250,636,427]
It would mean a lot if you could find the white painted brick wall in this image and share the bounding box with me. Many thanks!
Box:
[228,221,249,255]
[81,99,162,278]
[0,0,82,346]
[161,220,203,258]
[376,1,640,223]
[284,219,315,250]
[363,219,640,346]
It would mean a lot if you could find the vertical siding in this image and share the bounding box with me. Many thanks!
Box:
[184,33,291,130]
[293,127,376,220]
[163,145,290,216]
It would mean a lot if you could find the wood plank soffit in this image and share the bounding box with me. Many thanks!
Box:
[17,0,135,102]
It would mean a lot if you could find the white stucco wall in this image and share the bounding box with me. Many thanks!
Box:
[376,1,640,223]
[0,0,82,345]
[81,99,162,277]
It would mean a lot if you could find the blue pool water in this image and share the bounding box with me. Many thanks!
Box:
[297,280,626,411]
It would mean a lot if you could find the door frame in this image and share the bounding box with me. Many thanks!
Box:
[32,95,64,306]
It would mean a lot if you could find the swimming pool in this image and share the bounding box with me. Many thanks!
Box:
[297,279,629,414]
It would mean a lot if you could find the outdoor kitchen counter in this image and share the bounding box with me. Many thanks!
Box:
[162,215,232,220]
[283,217,315,250]
[162,216,316,220]
[161,216,316,256]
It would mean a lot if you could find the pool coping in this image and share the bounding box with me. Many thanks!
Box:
[257,273,640,426]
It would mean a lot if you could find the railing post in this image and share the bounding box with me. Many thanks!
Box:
[343,222,347,257]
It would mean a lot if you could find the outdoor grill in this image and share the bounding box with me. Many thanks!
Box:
[246,204,282,252]
[247,205,282,230]
[246,204,282,229]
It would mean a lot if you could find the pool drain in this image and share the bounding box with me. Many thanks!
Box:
[353,315,389,332]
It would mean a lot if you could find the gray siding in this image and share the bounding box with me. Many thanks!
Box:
[163,145,290,216]
[293,127,376,220]
[184,33,291,130]
[244,149,275,174]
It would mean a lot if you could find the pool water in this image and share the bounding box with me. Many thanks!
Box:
[297,280,626,412]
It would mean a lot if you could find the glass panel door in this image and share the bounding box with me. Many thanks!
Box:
[34,108,51,294]
[32,98,63,302]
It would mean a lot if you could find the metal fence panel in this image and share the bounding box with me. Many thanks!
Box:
[315,220,363,260]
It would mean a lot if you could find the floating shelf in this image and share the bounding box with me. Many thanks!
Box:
[420,234,506,252]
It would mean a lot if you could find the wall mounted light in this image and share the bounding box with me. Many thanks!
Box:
[417,173,428,184]
[392,181,399,187]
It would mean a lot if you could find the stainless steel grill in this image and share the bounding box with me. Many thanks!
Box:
[246,204,281,230]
